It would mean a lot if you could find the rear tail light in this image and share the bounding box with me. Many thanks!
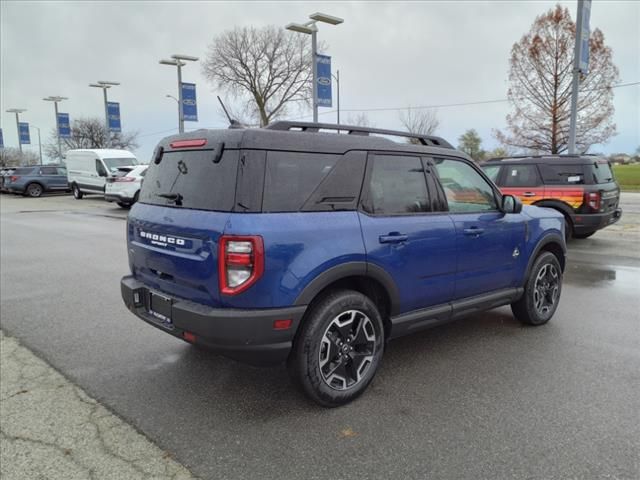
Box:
[9,176,19,182]
[114,177,136,183]
[218,235,264,295]
[585,192,601,212]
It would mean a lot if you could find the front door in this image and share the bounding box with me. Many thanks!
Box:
[359,154,457,314]
[432,157,520,299]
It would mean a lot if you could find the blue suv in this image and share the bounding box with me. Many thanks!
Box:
[5,165,69,197]
[121,122,566,406]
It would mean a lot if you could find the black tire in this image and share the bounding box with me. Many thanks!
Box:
[511,251,562,326]
[72,183,83,199]
[564,217,573,242]
[288,290,385,407]
[132,191,140,204]
[117,201,130,209]
[25,183,43,198]
[573,231,596,239]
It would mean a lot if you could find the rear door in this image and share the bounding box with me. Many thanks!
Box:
[39,166,66,190]
[129,147,239,307]
[498,163,545,205]
[588,160,620,214]
[433,157,520,299]
[359,153,457,313]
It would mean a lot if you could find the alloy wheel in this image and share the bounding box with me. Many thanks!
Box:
[318,310,377,391]
[533,264,559,316]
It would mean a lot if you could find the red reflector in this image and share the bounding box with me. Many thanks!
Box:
[170,139,207,149]
[226,252,252,266]
[273,319,293,330]
[183,331,197,343]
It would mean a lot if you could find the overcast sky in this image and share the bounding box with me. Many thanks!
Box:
[1,0,638,162]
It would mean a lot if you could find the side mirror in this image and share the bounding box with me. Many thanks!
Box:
[501,194,523,214]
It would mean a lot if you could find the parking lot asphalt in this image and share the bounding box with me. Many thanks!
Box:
[1,193,639,480]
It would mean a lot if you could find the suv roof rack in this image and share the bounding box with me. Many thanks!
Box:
[486,153,599,162]
[266,121,454,149]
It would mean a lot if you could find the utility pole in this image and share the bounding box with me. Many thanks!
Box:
[159,54,199,134]
[43,96,68,158]
[332,69,340,125]
[32,125,43,164]
[568,0,591,154]
[6,108,27,153]
[89,81,120,138]
[286,12,344,123]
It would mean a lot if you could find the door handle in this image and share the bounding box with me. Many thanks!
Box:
[522,192,537,197]
[463,227,485,236]
[379,233,408,244]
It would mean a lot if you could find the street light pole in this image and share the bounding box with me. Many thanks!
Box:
[286,12,344,124]
[159,54,199,134]
[568,0,586,154]
[43,96,68,158]
[332,69,340,125]
[89,81,120,134]
[6,108,27,153]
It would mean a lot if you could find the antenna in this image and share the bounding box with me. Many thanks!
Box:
[217,96,233,124]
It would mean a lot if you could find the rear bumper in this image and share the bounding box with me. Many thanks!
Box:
[572,208,622,235]
[105,192,134,203]
[121,275,307,365]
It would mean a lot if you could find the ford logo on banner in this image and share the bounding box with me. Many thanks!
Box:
[181,82,198,122]
[316,54,332,107]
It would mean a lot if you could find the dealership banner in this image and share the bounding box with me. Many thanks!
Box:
[316,54,332,107]
[19,122,30,144]
[181,82,198,121]
[107,102,121,132]
[57,112,71,138]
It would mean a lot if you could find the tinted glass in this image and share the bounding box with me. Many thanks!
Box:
[263,151,338,212]
[56,167,67,176]
[434,158,497,213]
[367,155,429,214]
[139,149,238,211]
[482,165,501,182]
[12,167,37,175]
[502,164,541,187]
[103,157,138,172]
[539,164,585,184]
[40,167,58,175]
[590,162,614,184]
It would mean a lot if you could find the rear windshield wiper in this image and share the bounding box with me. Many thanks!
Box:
[157,192,183,206]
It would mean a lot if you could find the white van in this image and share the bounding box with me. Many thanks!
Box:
[66,149,138,199]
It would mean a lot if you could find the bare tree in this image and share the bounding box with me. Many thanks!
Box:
[203,26,313,126]
[398,108,440,144]
[45,117,139,160]
[0,147,39,167]
[496,4,619,154]
[346,113,374,128]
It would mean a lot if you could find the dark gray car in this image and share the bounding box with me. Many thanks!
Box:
[4,165,69,197]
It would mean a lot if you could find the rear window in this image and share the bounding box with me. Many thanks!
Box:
[263,152,339,212]
[103,157,138,172]
[139,149,238,211]
[539,164,585,184]
[589,162,614,184]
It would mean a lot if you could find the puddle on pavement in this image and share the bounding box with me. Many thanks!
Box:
[564,262,640,292]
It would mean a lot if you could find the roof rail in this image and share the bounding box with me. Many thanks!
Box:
[265,121,454,149]
[486,153,599,161]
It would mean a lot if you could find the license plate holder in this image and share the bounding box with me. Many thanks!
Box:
[148,291,173,323]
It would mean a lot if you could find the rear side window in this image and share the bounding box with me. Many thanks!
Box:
[502,164,541,187]
[263,152,338,212]
[12,167,36,175]
[40,167,58,175]
[539,164,585,184]
[364,155,429,215]
[589,162,614,184]
[139,149,238,211]
[56,168,67,176]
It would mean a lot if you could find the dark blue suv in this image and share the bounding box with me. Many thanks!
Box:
[121,122,566,406]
